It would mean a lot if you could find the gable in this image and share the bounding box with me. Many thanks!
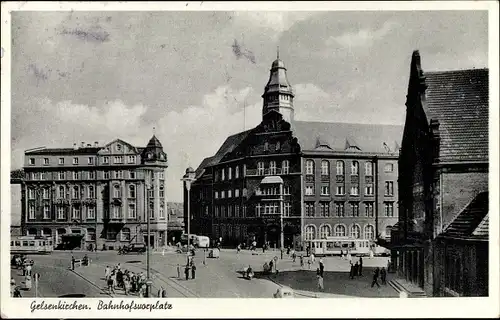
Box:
[98,139,140,155]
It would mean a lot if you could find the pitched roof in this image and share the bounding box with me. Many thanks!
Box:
[25,147,101,155]
[293,121,404,154]
[424,68,489,162]
[440,191,489,241]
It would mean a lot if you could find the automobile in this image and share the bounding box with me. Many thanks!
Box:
[118,243,146,254]
[273,287,295,298]
[208,248,220,258]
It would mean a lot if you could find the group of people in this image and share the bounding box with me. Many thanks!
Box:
[104,263,150,297]
[349,256,364,279]
[10,254,35,296]
[371,267,387,287]
[183,255,197,280]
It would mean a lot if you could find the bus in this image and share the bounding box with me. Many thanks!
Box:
[196,235,210,248]
[310,237,389,257]
[11,235,54,255]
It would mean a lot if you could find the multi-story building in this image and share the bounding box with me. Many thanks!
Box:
[20,136,169,250]
[185,55,403,250]
[391,51,489,296]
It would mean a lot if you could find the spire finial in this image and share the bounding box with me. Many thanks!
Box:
[153,126,156,135]
[277,46,279,59]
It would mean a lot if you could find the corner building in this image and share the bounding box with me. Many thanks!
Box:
[21,136,168,250]
[187,57,403,250]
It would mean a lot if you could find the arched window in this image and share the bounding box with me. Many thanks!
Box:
[58,186,65,198]
[128,185,136,198]
[336,161,344,175]
[73,186,79,199]
[88,185,95,198]
[319,224,331,239]
[114,185,121,198]
[306,160,315,175]
[305,225,316,240]
[350,224,361,239]
[364,224,375,240]
[365,162,373,176]
[334,225,346,237]
[321,160,330,175]
[351,161,359,175]
[282,160,290,174]
[121,228,131,241]
[269,161,277,174]
[257,162,265,175]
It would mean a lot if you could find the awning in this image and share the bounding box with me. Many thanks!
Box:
[260,176,283,184]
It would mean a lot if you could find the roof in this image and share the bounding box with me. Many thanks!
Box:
[145,135,163,149]
[25,147,101,155]
[293,121,403,154]
[261,176,284,184]
[424,68,489,162]
[440,191,489,241]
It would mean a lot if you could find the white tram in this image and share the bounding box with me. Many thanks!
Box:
[10,235,54,255]
[309,236,389,257]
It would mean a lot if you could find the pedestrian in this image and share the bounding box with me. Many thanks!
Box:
[13,287,22,298]
[287,246,290,255]
[191,264,197,279]
[26,263,32,276]
[371,267,381,288]
[184,266,190,280]
[269,260,274,272]
[347,251,352,264]
[340,249,344,259]
[381,267,387,285]
[123,277,130,296]
[307,258,311,269]
[71,256,75,271]
[300,255,304,267]
[359,257,363,276]
[349,262,355,280]
[354,261,359,277]
[310,253,315,264]
[157,286,164,298]
[237,244,241,253]
[262,244,266,253]
[105,265,111,280]
[161,287,167,298]
[25,275,32,291]
[319,258,325,277]
[317,270,324,291]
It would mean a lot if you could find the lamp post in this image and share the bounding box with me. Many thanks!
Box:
[181,168,195,265]
[144,170,153,297]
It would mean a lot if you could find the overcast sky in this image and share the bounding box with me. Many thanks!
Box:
[11,10,488,202]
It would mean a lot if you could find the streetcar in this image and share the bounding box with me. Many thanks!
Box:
[309,237,389,257]
[10,235,54,255]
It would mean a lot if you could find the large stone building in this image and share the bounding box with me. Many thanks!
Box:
[20,136,169,250]
[391,51,489,296]
[185,55,403,250]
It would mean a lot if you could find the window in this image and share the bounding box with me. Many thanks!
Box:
[320,202,330,217]
[351,161,359,175]
[335,202,345,217]
[58,186,65,198]
[306,160,314,175]
[159,186,165,198]
[88,157,94,164]
[385,181,394,196]
[319,224,331,239]
[336,185,345,195]
[28,205,35,219]
[305,202,315,217]
[28,188,35,199]
[73,171,79,180]
[58,172,65,180]
[305,225,316,241]
[130,171,136,179]
[29,158,35,165]
[58,158,64,165]
[128,203,136,218]
[385,225,393,237]
[113,185,121,198]
[116,144,122,151]
[128,155,136,163]
[257,162,265,175]
[334,225,346,237]
[73,157,79,165]
[106,230,117,241]
[43,205,50,219]
[57,207,65,220]
[87,207,95,219]
[159,206,165,218]
[283,186,290,195]
[321,185,329,196]
[336,161,344,175]
[43,158,49,165]
[321,160,329,175]
[235,189,240,197]
[128,185,136,198]
[282,160,289,174]
[121,228,131,241]
[104,171,110,179]
[72,186,80,199]
[215,191,219,199]
[365,202,374,217]
[148,189,154,198]
[88,186,95,198]
[221,168,225,181]
[43,187,50,199]
[284,202,291,217]
[112,206,121,219]
[72,207,81,219]
[269,161,277,175]
[384,202,394,217]
[228,167,232,180]
[365,183,374,196]
[384,163,394,172]
[365,162,373,176]
[350,224,361,239]
[350,202,359,217]
[214,170,219,181]
[89,171,95,179]
[86,228,96,241]
[221,191,225,199]
[115,170,123,179]
[228,190,232,198]
[305,185,314,196]
[350,185,359,196]
[364,225,375,240]
[103,156,109,164]
[235,166,239,179]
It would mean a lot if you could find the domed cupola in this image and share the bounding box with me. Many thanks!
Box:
[141,135,168,164]
[262,48,295,125]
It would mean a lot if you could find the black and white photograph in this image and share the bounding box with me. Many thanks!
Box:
[1,1,498,318]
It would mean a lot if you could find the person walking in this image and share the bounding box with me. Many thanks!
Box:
[107,272,115,294]
[359,257,363,276]
[354,261,359,277]
[319,258,325,277]
[123,277,130,296]
[26,263,32,276]
[13,287,22,297]
[307,258,311,269]
[371,267,381,288]
[349,262,355,280]
[380,267,387,285]
[25,275,32,291]
[269,260,274,273]
[105,265,111,280]
[310,253,315,264]
[184,266,190,281]
[237,244,241,254]
[71,256,75,271]
[317,269,324,291]
[158,286,165,298]
[340,250,344,259]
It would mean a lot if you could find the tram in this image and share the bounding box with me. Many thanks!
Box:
[10,235,54,255]
[309,237,389,257]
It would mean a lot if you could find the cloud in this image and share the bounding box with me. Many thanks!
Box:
[327,21,398,48]
[233,11,318,34]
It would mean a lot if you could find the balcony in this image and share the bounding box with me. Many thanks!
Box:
[54,198,70,206]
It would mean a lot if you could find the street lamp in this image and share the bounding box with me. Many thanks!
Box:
[181,167,196,264]
[144,169,153,297]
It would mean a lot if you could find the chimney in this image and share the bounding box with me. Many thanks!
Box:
[94,141,99,147]
[73,143,78,150]
[81,142,85,147]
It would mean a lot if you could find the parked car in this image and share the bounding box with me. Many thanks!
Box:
[273,287,295,298]
[118,243,146,254]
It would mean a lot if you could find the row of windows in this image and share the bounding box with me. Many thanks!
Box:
[215,161,291,181]
[305,224,376,240]
[27,183,157,200]
[304,181,394,197]
[305,160,394,176]
[26,170,143,181]
[27,226,137,242]
[304,201,395,217]
[29,155,138,166]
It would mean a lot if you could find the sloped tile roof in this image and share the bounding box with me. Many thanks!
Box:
[472,214,489,238]
[440,191,488,240]
[293,121,404,153]
[424,68,489,162]
[25,147,102,155]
